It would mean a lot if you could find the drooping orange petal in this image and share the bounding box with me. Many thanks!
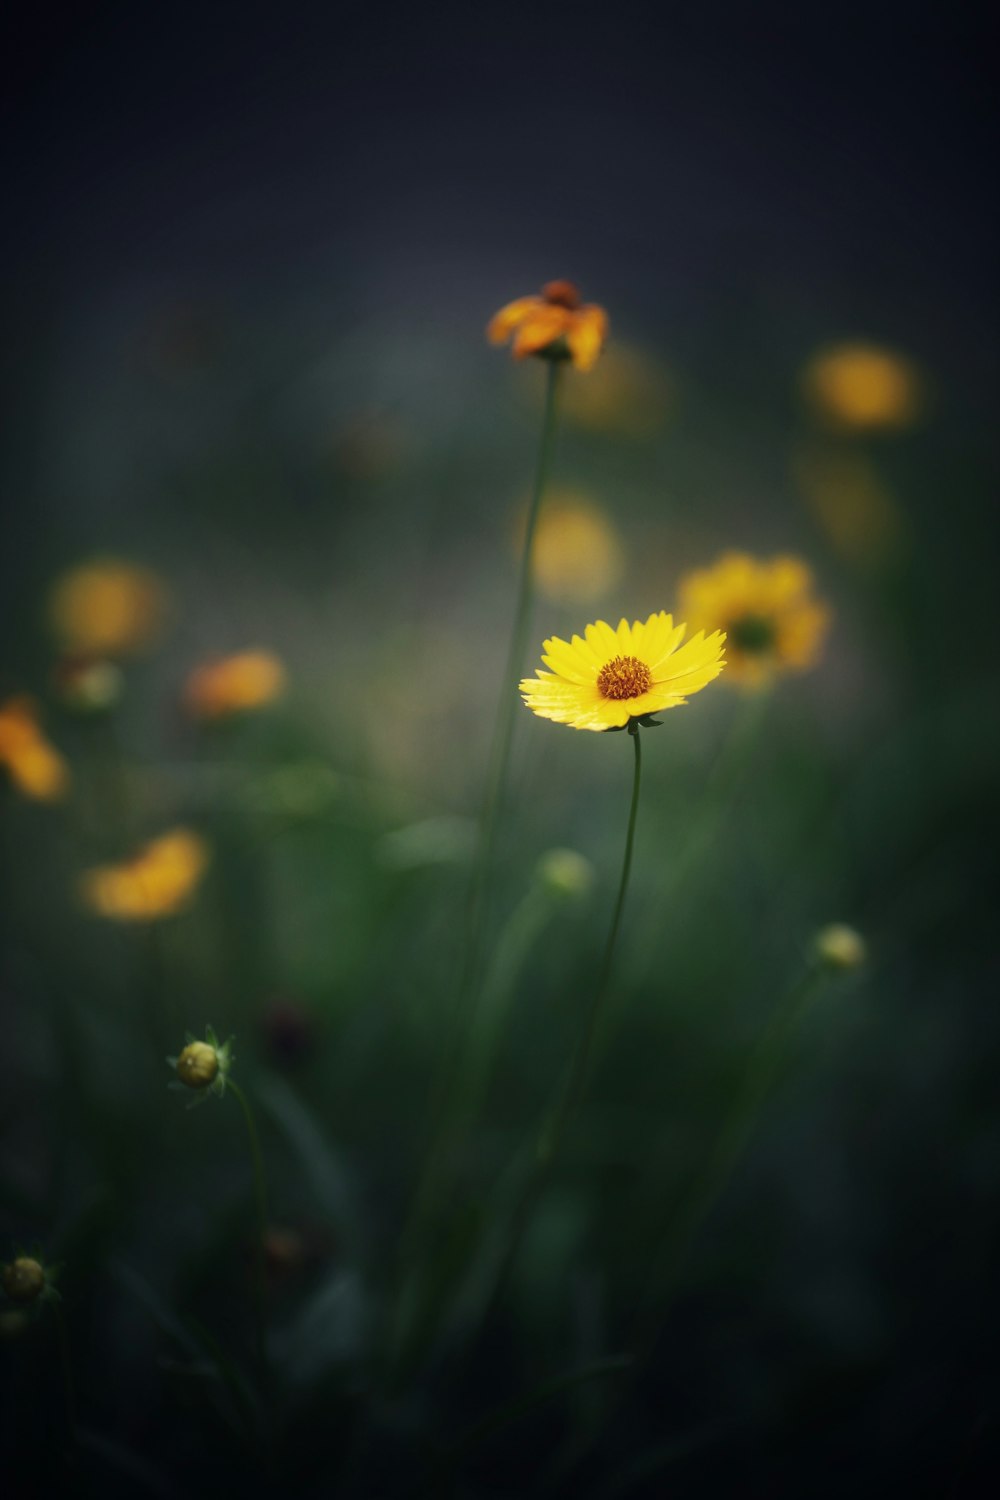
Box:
[565,305,608,372]
[486,297,545,345]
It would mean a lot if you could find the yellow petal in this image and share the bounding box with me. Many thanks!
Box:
[565,306,608,372]
[486,297,544,344]
[511,306,571,359]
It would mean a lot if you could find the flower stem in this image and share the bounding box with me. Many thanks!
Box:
[464,357,564,1005]
[484,723,644,1318]
[228,1079,269,1389]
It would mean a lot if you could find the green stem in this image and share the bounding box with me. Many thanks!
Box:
[395,361,564,1270]
[228,1080,269,1388]
[483,723,644,1317]
[463,357,564,1006]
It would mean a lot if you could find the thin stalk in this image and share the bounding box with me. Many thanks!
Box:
[483,723,644,1318]
[395,361,564,1271]
[228,1080,269,1390]
[463,357,564,1008]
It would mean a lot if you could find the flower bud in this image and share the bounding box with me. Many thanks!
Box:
[2,1256,46,1303]
[176,1040,220,1089]
[814,923,866,971]
[537,848,595,900]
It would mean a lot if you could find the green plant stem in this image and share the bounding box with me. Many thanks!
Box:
[228,1080,269,1389]
[549,962,831,1492]
[483,723,644,1319]
[395,361,564,1270]
[463,357,564,1011]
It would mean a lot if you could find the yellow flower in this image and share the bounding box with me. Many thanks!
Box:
[517,492,625,604]
[0,697,70,802]
[49,558,167,657]
[801,342,922,430]
[678,553,830,687]
[488,280,608,372]
[520,612,726,732]
[184,650,286,720]
[1,1256,47,1304]
[80,828,209,921]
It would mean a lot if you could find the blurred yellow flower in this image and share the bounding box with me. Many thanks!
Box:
[0,697,70,802]
[80,828,209,921]
[792,446,906,565]
[488,280,608,372]
[802,342,922,430]
[517,492,625,604]
[679,553,830,687]
[560,343,673,435]
[48,559,167,657]
[184,650,286,720]
[520,611,725,732]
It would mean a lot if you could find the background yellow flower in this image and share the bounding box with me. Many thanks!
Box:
[80,828,209,921]
[0,697,70,801]
[678,553,830,686]
[520,611,726,731]
[514,491,625,604]
[48,559,168,657]
[801,342,923,430]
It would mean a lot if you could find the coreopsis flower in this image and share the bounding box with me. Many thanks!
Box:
[519,492,625,604]
[80,827,209,921]
[184,650,286,720]
[488,280,608,372]
[168,1025,233,1105]
[520,611,725,732]
[48,558,167,657]
[802,342,922,430]
[0,697,70,801]
[678,553,830,687]
[814,923,867,971]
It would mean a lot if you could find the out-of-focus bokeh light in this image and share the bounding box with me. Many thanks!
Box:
[0,696,70,802]
[801,341,923,430]
[679,552,830,687]
[515,491,625,604]
[79,827,209,922]
[793,445,907,565]
[184,650,287,721]
[560,342,673,436]
[48,558,168,658]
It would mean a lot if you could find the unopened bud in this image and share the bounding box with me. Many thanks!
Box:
[176,1041,219,1089]
[537,847,595,900]
[814,923,866,971]
[2,1257,46,1303]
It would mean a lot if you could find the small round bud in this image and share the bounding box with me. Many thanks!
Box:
[814,923,867,971]
[2,1256,46,1303]
[176,1041,220,1089]
[537,847,595,900]
[53,655,124,713]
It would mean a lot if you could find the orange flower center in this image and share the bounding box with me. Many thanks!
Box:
[597,655,652,700]
[542,280,582,310]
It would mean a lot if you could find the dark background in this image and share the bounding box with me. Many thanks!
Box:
[2,4,998,1497]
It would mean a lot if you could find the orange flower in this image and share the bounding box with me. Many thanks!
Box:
[487,281,608,372]
[80,828,209,921]
[184,650,286,720]
[0,697,70,802]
